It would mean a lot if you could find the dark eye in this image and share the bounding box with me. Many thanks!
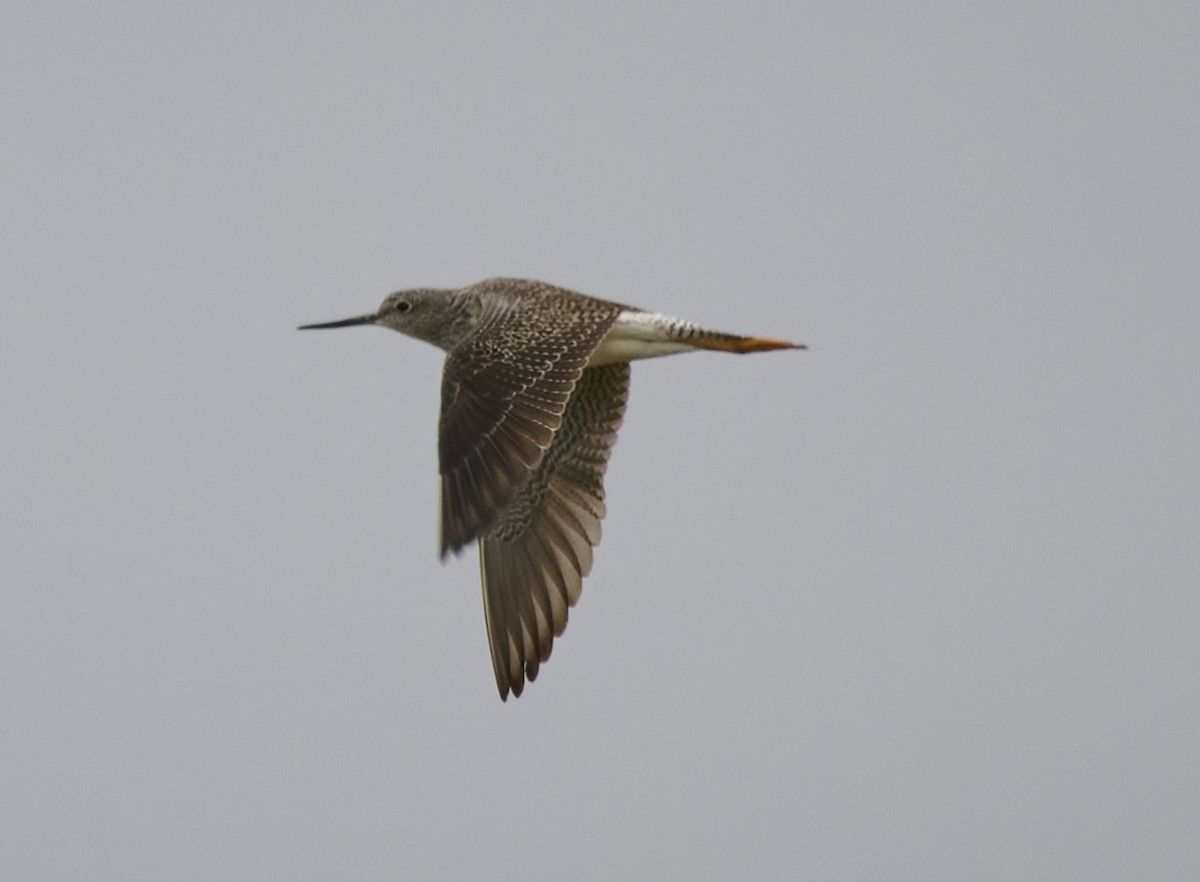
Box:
[394,300,411,314]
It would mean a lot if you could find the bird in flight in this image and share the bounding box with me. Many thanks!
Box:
[300,277,803,699]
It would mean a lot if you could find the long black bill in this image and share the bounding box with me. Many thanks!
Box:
[297,313,378,330]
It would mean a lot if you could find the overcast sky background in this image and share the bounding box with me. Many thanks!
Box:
[3,3,1198,880]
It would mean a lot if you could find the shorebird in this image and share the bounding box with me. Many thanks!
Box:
[300,277,803,699]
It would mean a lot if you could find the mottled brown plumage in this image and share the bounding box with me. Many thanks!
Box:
[300,277,802,699]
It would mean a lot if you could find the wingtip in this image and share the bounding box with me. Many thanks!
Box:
[499,678,522,701]
[439,537,472,561]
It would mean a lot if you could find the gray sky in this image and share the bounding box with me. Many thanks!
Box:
[3,2,1198,879]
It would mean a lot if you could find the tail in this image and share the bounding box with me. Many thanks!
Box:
[690,332,806,354]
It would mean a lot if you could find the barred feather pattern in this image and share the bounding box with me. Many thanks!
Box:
[437,281,624,555]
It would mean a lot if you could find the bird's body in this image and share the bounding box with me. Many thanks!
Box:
[300,277,803,699]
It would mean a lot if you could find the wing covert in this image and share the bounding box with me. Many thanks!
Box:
[437,283,622,555]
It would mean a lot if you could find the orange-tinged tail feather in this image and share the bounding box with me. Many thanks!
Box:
[691,333,806,354]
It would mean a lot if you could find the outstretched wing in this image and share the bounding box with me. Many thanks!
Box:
[437,285,622,556]
[479,362,631,700]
